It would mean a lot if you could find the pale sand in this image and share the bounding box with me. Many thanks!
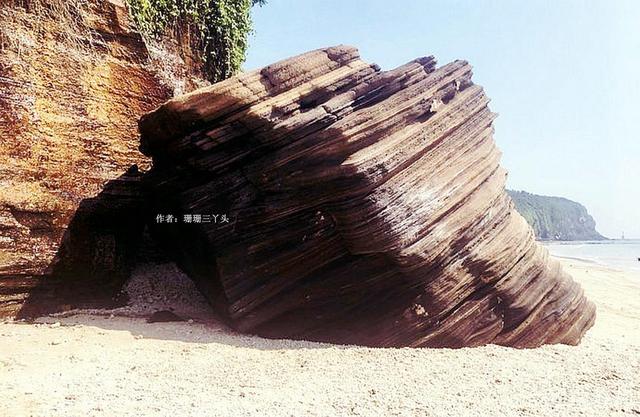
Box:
[1,259,639,417]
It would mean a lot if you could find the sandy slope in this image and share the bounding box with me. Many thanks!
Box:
[1,259,639,417]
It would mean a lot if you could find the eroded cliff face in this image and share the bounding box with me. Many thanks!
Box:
[139,46,596,348]
[0,0,203,316]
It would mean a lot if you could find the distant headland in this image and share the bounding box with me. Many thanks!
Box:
[508,190,607,241]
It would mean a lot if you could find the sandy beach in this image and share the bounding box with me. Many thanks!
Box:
[1,258,639,417]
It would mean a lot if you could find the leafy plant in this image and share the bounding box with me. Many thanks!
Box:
[125,0,265,83]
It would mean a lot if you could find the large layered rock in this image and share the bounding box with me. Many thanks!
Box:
[0,0,203,317]
[139,46,596,348]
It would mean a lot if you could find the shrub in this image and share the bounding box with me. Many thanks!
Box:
[126,0,265,82]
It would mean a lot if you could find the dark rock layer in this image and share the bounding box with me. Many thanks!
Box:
[139,46,596,348]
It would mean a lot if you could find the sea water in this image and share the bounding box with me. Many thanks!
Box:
[544,239,640,273]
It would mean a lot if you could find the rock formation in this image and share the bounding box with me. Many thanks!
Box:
[139,46,596,348]
[507,190,606,241]
[0,0,203,317]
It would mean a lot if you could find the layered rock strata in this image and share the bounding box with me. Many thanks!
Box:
[0,0,202,316]
[139,46,596,348]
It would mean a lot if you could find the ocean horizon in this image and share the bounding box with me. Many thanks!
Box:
[544,239,640,273]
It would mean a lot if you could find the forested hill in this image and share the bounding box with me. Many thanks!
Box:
[507,190,607,241]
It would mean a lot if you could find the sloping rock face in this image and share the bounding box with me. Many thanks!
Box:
[0,0,202,317]
[139,46,596,348]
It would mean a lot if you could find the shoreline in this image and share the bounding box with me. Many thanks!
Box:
[543,241,640,276]
[551,254,640,275]
[1,259,639,417]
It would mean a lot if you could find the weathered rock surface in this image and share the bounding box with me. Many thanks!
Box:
[139,46,596,348]
[0,0,203,317]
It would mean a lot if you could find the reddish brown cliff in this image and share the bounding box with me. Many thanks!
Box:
[0,0,203,316]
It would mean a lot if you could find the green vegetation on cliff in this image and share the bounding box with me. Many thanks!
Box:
[508,190,606,241]
[125,0,265,82]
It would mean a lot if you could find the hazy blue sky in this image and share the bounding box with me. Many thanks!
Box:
[245,0,640,238]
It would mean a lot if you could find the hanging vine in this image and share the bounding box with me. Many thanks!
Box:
[126,0,265,82]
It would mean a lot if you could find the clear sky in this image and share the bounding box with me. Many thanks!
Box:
[245,0,640,239]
